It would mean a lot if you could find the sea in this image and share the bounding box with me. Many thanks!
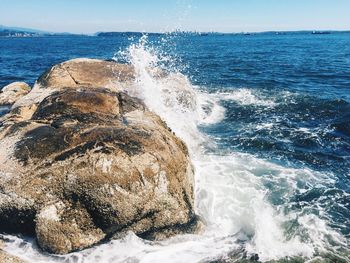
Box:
[0,32,349,262]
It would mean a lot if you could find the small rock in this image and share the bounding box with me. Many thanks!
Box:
[0,82,31,106]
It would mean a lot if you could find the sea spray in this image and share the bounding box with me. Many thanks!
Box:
[114,35,225,152]
[113,36,324,260]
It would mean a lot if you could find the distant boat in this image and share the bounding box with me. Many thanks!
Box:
[311,31,331,35]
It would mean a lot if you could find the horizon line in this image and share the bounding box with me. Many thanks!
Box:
[1,24,350,35]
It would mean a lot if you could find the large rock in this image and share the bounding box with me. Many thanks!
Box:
[0,82,31,106]
[0,59,200,254]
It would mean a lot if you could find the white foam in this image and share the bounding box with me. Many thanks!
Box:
[214,88,276,107]
[193,153,334,261]
[116,35,225,152]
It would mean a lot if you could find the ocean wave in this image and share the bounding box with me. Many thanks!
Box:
[3,36,349,263]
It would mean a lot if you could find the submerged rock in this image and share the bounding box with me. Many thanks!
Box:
[0,82,31,106]
[0,59,200,254]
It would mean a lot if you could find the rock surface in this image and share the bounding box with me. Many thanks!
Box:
[0,250,25,263]
[0,59,200,254]
[0,82,31,106]
[36,58,134,90]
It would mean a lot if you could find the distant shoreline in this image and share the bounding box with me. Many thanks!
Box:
[1,30,350,38]
[1,25,350,38]
[95,30,350,37]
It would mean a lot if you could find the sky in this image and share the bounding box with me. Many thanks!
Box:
[0,0,350,34]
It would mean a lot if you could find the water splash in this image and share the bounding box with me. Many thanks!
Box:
[112,36,346,260]
[114,35,225,151]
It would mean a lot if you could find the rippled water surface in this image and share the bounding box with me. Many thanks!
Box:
[0,32,350,262]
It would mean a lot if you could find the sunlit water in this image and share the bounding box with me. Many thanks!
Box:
[0,32,349,262]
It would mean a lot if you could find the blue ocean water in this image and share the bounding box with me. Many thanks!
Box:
[1,33,350,261]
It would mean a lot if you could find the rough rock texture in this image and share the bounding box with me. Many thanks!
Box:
[36,58,135,90]
[0,59,200,254]
[0,82,31,106]
[0,250,25,263]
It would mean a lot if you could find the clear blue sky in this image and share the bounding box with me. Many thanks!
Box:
[1,0,350,33]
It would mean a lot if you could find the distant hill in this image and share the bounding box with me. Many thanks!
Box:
[0,25,50,34]
[0,25,76,37]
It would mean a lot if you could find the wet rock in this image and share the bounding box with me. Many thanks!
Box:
[0,82,31,106]
[0,59,200,254]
